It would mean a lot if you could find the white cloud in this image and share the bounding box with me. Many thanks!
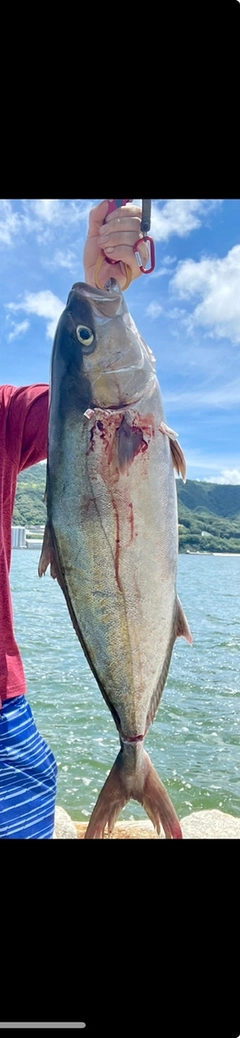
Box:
[7,290,64,339]
[163,255,177,265]
[0,199,92,251]
[176,450,240,484]
[31,199,63,222]
[146,301,163,319]
[164,378,240,410]
[204,469,240,485]
[168,307,187,320]
[0,200,20,245]
[22,198,91,229]
[54,249,77,268]
[151,199,222,242]
[150,266,172,279]
[171,244,240,344]
[150,255,178,280]
[8,319,30,341]
[42,248,78,272]
[0,199,222,253]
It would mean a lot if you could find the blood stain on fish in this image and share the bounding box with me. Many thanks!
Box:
[132,412,156,438]
[111,496,123,593]
[128,502,134,543]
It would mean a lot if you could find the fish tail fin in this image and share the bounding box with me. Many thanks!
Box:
[141,751,182,838]
[84,745,182,839]
[84,751,129,839]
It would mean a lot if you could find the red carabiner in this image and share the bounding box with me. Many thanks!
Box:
[133,235,156,274]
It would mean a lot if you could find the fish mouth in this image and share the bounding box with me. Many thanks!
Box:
[70,279,124,317]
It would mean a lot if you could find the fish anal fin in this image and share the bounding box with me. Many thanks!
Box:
[175,596,193,644]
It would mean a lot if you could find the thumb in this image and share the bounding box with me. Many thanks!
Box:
[88,199,109,236]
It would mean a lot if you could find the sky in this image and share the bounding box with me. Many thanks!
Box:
[0,197,240,484]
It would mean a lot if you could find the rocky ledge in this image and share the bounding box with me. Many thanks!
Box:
[53,805,240,839]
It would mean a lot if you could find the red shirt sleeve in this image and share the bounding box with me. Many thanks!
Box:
[4,383,49,472]
[0,383,50,706]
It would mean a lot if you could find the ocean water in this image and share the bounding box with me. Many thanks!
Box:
[10,551,240,823]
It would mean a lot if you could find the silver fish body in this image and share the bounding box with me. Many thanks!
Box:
[39,280,192,839]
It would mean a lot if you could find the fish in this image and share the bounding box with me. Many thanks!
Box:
[38,279,192,839]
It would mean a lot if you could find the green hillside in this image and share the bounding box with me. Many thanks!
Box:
[177,480,240,553]
[13,463,47,526]
[13,464,240,553]
[177,480,240,519]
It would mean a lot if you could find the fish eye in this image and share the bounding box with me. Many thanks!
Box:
[76,324,95,349]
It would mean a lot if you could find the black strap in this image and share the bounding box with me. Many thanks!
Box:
[141,199,151,236]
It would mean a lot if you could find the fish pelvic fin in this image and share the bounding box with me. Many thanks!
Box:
[38,522,51,576]
[159,421,187,481]
[175,596,193,644]
[84,745,182,840]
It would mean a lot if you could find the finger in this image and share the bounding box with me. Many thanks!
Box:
[102,243,149,268]
[100,230,144,249]
[99,220,142,241]
[105,204,142,224]
[100,217,142,238]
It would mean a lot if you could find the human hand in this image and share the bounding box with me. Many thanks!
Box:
[83,199,149,289]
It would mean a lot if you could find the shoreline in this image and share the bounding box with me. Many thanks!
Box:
[54,806,240,840]
[12,545,240,557]
[181,551,240,557]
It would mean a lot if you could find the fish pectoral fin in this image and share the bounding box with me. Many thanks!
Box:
[169,438,187,482]
[38,522,59,581]
[175,596,193,644]
[159,421,187,481]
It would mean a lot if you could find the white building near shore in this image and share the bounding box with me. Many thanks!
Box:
[11,526,44,549]
[12,526,26,548]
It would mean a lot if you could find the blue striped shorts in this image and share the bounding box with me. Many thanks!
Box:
[0,695,57,839]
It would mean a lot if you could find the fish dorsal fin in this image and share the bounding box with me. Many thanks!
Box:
[175,597,193,644]
[160,421,187,482]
